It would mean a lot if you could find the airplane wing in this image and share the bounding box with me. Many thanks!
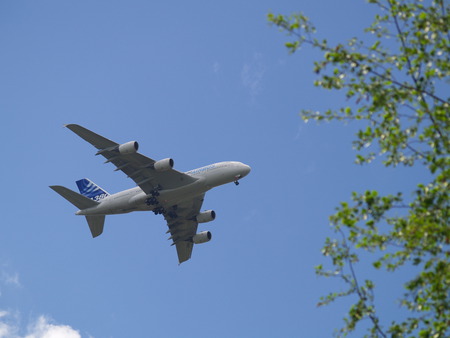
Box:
[65,124,197,195]
[164,193,205,264]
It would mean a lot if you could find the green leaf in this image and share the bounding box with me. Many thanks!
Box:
[271,0,450,336]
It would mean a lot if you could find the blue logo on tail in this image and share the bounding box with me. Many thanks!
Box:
[76,178,110,202]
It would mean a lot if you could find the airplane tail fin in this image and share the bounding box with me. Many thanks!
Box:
[85,215,105,237]
[76,178,110,202]
[50,185,106,238]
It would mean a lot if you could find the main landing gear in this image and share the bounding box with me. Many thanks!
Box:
[146,196,159,205]
[153,205,177,218]
[151,185,162,196]
[146,185,163,206]
[153,207,165,215]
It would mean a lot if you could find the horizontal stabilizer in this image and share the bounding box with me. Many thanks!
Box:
[50,185,98,210]
[85,215,105,237]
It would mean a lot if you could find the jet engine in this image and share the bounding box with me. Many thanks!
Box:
[193,231,212,244]
[118,141,139,154]
[154,158,174,171]
[196,210,216,223]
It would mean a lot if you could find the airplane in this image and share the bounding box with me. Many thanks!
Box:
[50,124,251,264]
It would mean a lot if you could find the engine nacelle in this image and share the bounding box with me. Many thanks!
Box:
[118,141,139,154]
[196,210,216,223]
[154,158,174,171]
[193,231,212,244]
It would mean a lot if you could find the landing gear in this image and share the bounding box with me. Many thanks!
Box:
[153,207,165,215]
[151,185,162,197]
[146,185,163,205]
[234,180,240,186]
[146,196,159,205]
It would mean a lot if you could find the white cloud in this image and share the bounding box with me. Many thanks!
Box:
[0,311,82,338]
[0,265,83,338]
[1,271,21,288]
[0,321,15,338]
[25,316,81,338]
[0,311,19,338]
[1,261,21,288]
[241,53,266,100]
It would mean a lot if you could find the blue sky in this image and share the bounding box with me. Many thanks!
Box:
[0,1,430,337]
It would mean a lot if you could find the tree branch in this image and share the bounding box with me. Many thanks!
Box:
[338,228,387,338]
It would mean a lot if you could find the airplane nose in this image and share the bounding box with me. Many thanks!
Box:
[242,164,251,177]
[234,163,251,185]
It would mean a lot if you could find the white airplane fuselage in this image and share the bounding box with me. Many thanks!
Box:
[76,161,250,216]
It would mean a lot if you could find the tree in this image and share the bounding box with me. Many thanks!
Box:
[269,0,449,336]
